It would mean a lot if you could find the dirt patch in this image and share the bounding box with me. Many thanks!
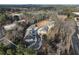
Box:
[36,19,49,28]
[57,15,67,22]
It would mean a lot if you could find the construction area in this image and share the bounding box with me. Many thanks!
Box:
[0,5,79,55]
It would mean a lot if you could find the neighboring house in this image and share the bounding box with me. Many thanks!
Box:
[73,12,79,21]
[24,24,42,50]
[73,12,79,42]
[3,20,26,31]
[72,12,79,17]
[73,12,79,27]
[24,20,55,50]
[0,20,25,46]
[10,13,24,21]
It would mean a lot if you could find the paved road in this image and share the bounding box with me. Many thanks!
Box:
[24,25,43,50]
[72,22,79,54]
[0,27,5,41]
